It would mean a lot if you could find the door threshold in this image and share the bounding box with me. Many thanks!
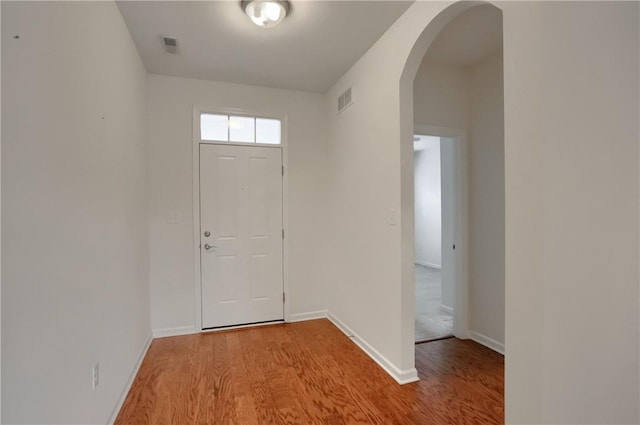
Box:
[415,335,455,345]
[202,319,284,333]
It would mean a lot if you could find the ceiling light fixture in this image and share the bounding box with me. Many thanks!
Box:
[241,0,290,28]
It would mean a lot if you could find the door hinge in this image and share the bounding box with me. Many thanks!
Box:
[283,292,286,304]
[282,229,285,239]
[282,165,284,176]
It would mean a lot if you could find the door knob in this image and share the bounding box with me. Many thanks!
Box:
[204,231,211,237]
[204,244,217,250]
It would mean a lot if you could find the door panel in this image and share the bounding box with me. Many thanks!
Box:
[216,156,239,238]
[200,144,283,328]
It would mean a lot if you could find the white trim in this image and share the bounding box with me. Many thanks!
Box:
[414,124,469,340]
[327,312,419,385]
[152,325,197,339]
[414,261,441,270]
[192,108,203,332]
[192,106,290,332]
[469,331,505,355]
[107,333,153,425]
[439,304,453,315]
[288,310,328,322]
[281,124,290,323]
[199,140,282,149]
[415,125,465,138]
[202,320,284,333]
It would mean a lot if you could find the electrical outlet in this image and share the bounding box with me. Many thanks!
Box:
[92,363,99,390]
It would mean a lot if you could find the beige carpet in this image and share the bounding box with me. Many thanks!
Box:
[414,265,453,342]
[415,315,453,341]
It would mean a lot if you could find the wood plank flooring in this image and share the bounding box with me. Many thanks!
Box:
[115,319,503,425]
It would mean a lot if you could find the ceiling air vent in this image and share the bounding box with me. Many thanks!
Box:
[161,36,179,53]
[338,87,353,113]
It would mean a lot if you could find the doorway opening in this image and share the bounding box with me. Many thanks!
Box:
[406,3,505,356]
[192,108,289,332]
[413,133,458,343]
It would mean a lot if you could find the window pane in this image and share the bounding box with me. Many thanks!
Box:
[229,116,255,143]
[256,118,281,144]
[200,114,228,141]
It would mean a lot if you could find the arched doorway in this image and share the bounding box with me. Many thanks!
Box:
[398,0,505,372]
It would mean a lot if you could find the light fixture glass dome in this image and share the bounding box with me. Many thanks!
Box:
[241,0,290,28]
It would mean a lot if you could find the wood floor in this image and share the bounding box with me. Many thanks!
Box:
[115,319,503,425]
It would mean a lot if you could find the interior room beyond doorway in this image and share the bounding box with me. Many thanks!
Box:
[414,134,455,343]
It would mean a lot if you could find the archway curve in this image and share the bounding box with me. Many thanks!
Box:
[397,0,502,371]
[400,1,494,83]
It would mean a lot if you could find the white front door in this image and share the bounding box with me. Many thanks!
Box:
[199,143,283,329]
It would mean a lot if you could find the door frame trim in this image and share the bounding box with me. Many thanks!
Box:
[414,124,469,339]
[192,106,290,332]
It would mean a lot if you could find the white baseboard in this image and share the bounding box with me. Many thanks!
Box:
[327,312,419,385]
[439,304,453,315]
[415,261,441,270]
[152,325,197,338]
[289,310,328,322]
[107,333,153,425]
[469,330,504,355]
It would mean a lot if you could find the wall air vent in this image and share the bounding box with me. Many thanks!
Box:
[338,87,353,113]
[161,36,179,53]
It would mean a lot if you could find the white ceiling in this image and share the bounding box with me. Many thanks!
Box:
[424,4,502,67]
[116,1,413,93]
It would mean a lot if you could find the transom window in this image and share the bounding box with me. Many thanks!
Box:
[200,113,281,145]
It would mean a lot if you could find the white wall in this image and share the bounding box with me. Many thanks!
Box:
[413,51,504,345]
[502,3,639,422]
[324,41,406,378]
[468,51,504,344]
[0,2,3,420]
[414,137,441,268]
[147,74,327,333]
[1,2,150,424]
[414,59,469,129]
[440,138,455,310]
[325,1,639,423]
